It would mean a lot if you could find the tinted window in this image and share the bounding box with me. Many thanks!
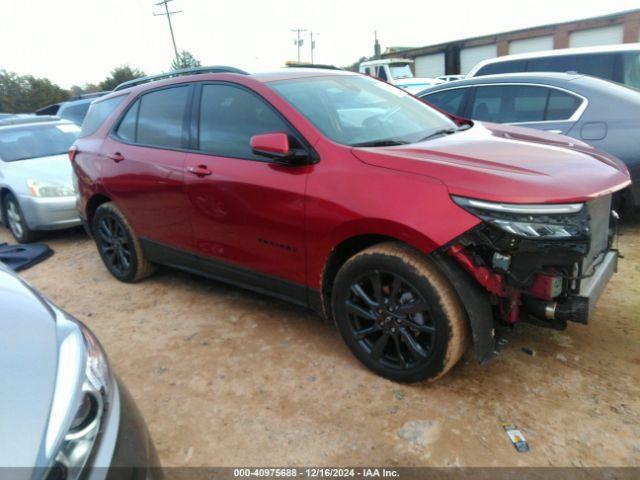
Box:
[471,85,547,123]
[546,90,582,120]
[135,86,190,148]
[0,123,80,162]
[622,52,640,89]
[198,84,291,160]
[527,53,616,81]
[476,60,526,76]
[526,56,569,73]
[376,66,388,81]
[423,88,467,115]
[79,95,126,138]
[116,99,139,143]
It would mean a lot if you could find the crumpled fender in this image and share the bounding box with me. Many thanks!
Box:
[431,253,496,364]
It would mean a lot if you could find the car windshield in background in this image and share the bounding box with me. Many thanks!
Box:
[389,63,413,79]
[271,75,456,147]
[0,123,80,162]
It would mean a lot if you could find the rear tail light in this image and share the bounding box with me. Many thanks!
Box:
[68,146,78,162]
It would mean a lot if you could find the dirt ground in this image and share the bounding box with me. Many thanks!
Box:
[3,212,639,468]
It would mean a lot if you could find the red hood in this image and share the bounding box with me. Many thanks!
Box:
[352,122,631,204]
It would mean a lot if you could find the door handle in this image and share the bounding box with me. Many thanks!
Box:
[107,152,125,163]
[187,165,212,177]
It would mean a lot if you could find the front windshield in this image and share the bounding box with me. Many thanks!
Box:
[389,63,414,79]
[0,123,80,162]
[271,75,457,146]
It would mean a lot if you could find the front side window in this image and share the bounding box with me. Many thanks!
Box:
[198,84,292,160]
[375,66,388,81]
[423,88,467,116]
[136,86,190,148]
[271,75,456,146]
[116,86,190,148]
[472,85,547,123]
[0,123,80,162]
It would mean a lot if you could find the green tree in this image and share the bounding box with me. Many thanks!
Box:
[171,50,201,71]
[99,65,146,91]
[0,69,69,113]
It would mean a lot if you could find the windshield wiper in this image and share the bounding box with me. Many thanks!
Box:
[418,124,472,142]
[418,128,459,142]
[351,139,410,148]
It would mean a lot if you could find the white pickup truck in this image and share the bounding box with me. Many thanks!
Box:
[359,58,442,93]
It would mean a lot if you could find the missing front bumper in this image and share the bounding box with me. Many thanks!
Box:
[524,250,618,327]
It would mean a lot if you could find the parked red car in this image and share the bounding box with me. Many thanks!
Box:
[71,67,630,382]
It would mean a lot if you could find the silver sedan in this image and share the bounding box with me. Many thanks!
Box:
[0,118,81,242]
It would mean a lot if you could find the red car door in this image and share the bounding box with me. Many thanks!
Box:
[184,83,309,300]
[101,84,194,250]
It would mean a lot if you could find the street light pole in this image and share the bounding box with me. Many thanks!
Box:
[154,0,181,62]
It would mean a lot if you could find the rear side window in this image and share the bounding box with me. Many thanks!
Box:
[546,90,582,120]
[136,86,190,148]
[422,88,467,115]
[476,60,526,76]
[79,95,126,138]
[470,85,583,123]
[472,85,547,123]
[198,84,292,160]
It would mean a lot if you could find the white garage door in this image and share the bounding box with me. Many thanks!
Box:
[414,53,445,78]
[509,35,554,55]
[569,25,624,48]
[460,44,497,75]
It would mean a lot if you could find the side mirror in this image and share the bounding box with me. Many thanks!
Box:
[250,133,290,159]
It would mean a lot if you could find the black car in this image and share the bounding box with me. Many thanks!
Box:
[36,92,110,125]
[418,72,640,208]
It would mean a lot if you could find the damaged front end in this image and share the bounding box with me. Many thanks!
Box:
[436,194,619,362]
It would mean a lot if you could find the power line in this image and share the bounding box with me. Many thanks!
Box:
[154,0,182,62]
[291,28,308,63]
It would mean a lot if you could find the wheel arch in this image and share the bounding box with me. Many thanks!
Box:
[86,193,112,228]
[318,220,441,321]
[0,187,16,226]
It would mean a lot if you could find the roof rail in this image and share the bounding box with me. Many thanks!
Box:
[114,66,249,91]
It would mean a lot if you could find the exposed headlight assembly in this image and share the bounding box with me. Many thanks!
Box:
[452,195,588,239]
[27,179,75,198]
[44,306,112,480]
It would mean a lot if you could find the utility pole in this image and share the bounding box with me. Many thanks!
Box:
[291,28,308,62]
[309,31,319,64]
[154,0,181,63]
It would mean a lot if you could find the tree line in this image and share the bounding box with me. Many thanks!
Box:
[0,50,201,113]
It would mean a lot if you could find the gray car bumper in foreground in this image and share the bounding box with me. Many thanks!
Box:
[18,194,81,231]
[580,250,618,316]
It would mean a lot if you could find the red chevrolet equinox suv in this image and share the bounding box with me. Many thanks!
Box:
[71,67,630,382]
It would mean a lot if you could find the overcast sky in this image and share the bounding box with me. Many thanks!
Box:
[1,0,639,88]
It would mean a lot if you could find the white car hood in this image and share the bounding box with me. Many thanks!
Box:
[0,154,73,194]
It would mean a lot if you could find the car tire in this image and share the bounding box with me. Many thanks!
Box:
[2,193,40,243]
[92,202,155,282]
[332,242,470,383]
